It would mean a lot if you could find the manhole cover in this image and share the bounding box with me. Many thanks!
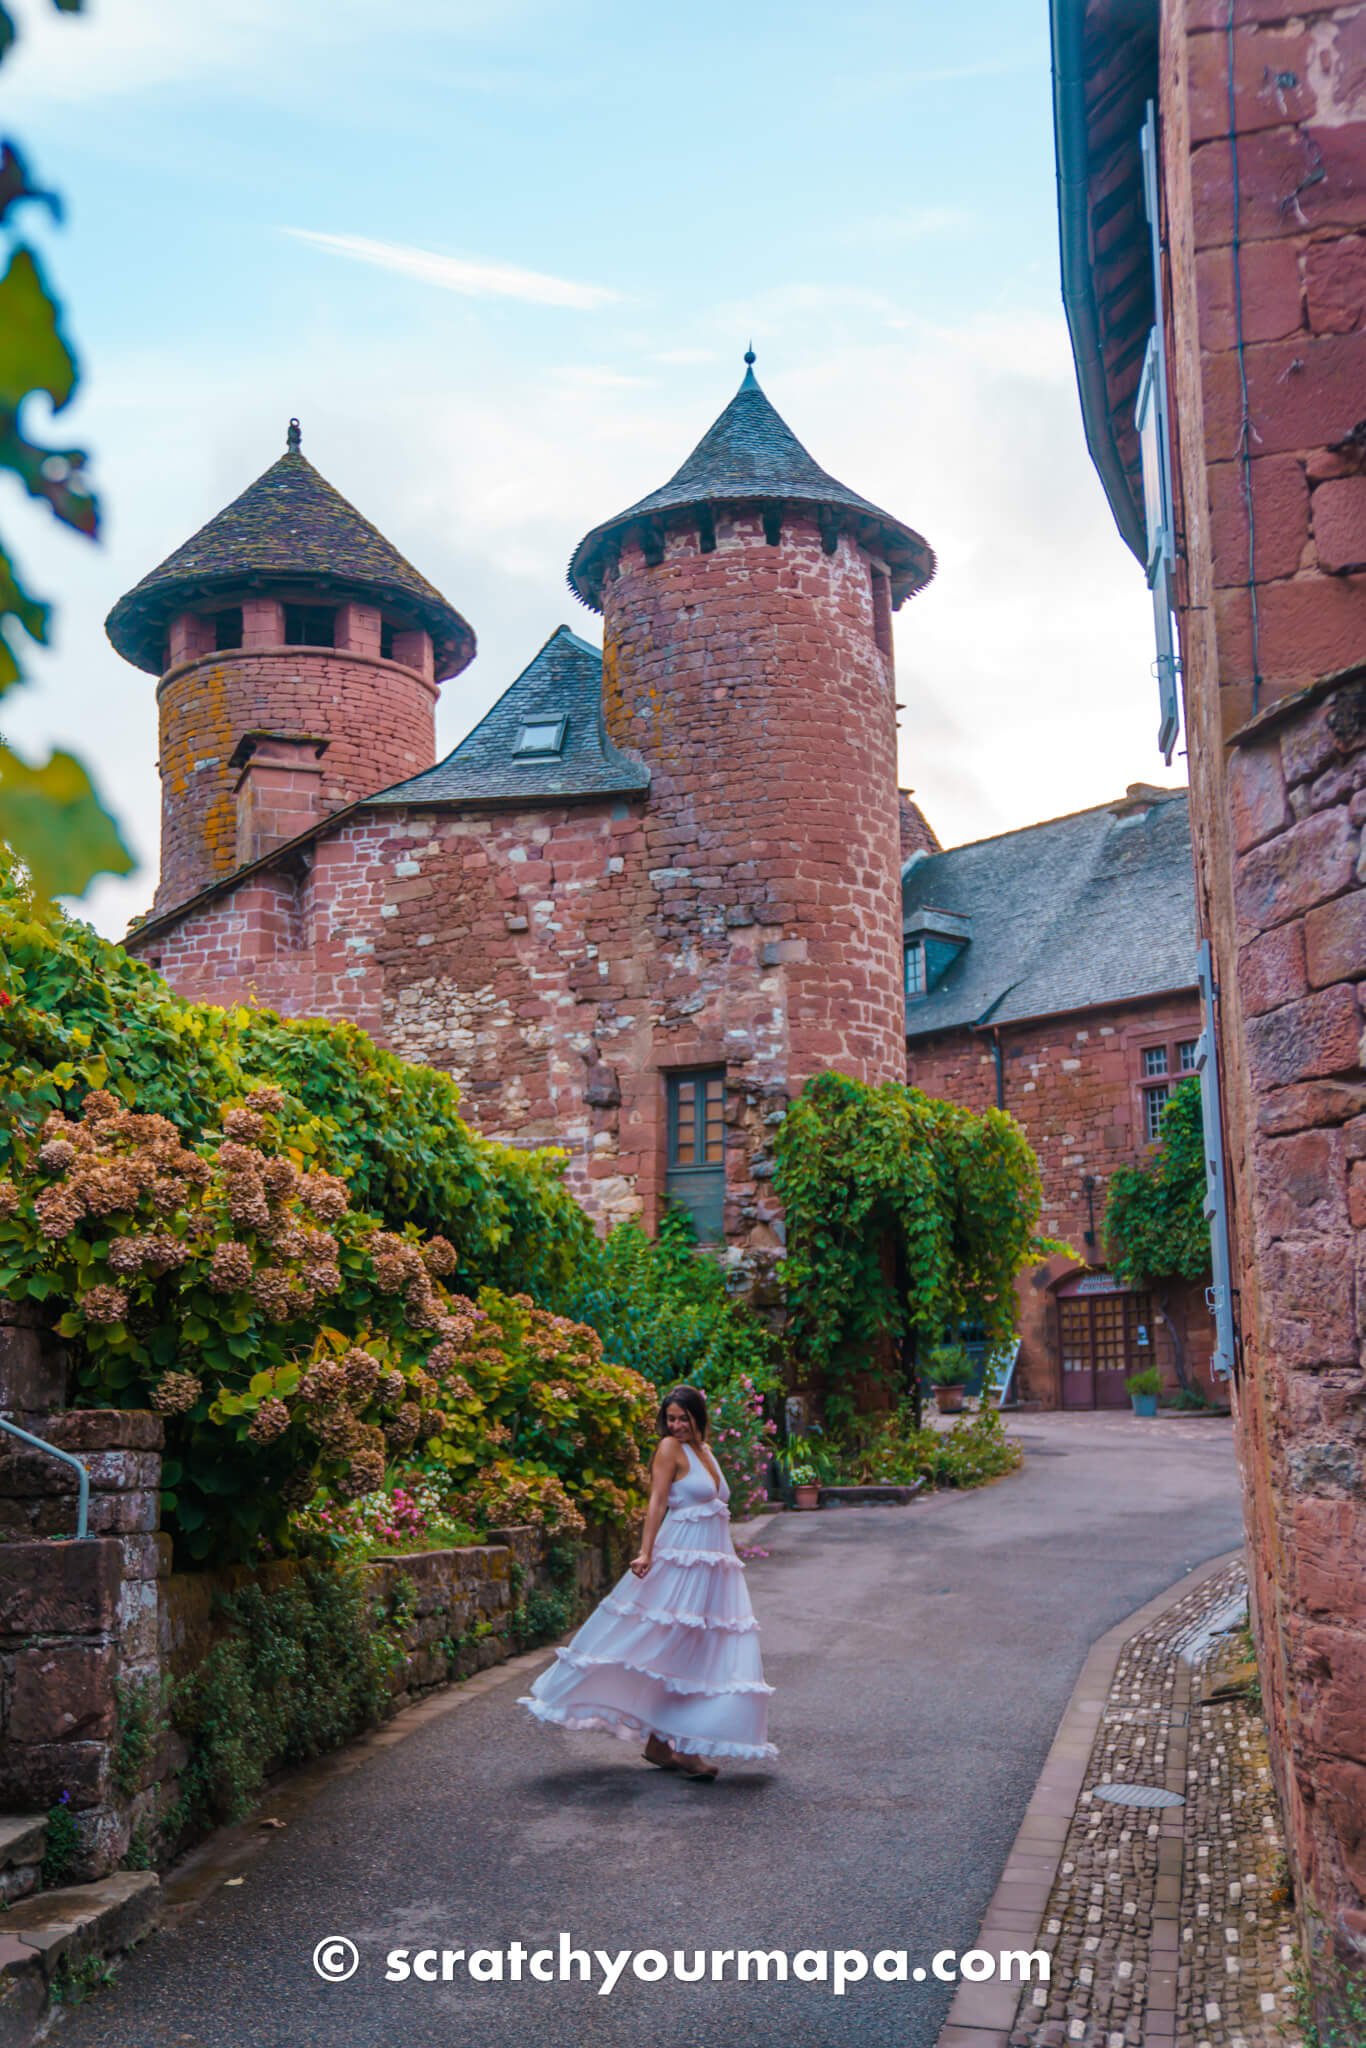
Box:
[1093,1782,1185,1809]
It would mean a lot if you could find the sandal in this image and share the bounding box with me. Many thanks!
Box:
[676,1756,720,1781]
[642,1735,679,1771]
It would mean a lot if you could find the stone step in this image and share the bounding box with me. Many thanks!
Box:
[0,1871,158,2046]
[0,1818,46,1873]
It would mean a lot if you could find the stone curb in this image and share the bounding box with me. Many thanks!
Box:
[934,1546,1246,2048]
[0,1869,158,2048]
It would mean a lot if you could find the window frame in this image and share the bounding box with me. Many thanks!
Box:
[904,938,926,1002]
[513,715,569,759]
[283,602,336,649]
[664,1068,727,1245]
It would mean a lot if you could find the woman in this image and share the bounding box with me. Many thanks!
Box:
[517,1384,776,1779]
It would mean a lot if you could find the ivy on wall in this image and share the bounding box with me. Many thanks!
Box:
[773,1071,1068,1424]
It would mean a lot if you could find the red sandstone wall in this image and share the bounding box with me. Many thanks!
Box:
[154,645,438,915]
[907,996,1215,1404]
[601,514,906,1093]
[1161,0,1366,1955]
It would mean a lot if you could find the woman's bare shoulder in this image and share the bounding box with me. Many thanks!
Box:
[651,1436,686,1474]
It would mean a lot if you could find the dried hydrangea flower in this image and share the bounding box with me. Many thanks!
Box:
[81,1283,129,1324]
[36,1139,76,1173]
[34,1185,85,1238]
[222,1108,266,1145]
[244,1086,285,1116]
[79,1089,120,1123]
[150,1371,202,1415]
[0,1181,22,1219]
[421,1235,458,1277]
[384,1404,422,1452]
[207,1240,253,1291]
[299,1173,348,1222]
[247,1397,290,1445]
[339,1448,386,1499]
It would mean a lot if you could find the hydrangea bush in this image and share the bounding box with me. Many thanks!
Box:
[0,1086,654,1561]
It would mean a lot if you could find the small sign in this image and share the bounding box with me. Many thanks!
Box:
[1059,1271,1135,1298]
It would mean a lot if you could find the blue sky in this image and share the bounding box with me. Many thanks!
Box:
[4,0,1166,936]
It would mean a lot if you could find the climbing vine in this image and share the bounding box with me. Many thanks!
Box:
[1102,1078,1211,1398]
[773,1071,1066,1425]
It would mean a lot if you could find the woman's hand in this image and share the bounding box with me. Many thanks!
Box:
[629,1552,652,1578]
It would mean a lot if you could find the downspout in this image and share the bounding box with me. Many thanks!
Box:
[991,1029,1005,1111]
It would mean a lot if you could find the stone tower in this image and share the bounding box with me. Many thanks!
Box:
[567,354,935,1258]
[105,422,475,916]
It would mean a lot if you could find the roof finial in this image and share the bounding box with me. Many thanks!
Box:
[744,341,756,367]
[286,417,302,453]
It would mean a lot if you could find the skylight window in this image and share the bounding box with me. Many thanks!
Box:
[514,716,567,758]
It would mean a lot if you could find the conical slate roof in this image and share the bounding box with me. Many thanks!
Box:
[373,625,649,807]
[568,356,936,610]
[106,426,476,681]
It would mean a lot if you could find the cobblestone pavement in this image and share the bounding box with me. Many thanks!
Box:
[1005,1560,1302,2048]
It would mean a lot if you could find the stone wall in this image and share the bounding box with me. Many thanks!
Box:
[907,993,1218,1404]
[1160,0,1366,1955]
[0,1311,634,1881]
[153,627,440,916]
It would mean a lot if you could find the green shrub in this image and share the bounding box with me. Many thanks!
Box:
[0,1081,653,1562]
[807,1400,1022,1491]
[0,872,593,1302]
[112,1677,166,1797]
[1125,1366,1162,1397]
[41,1792,79,1887]
[774,1071,1067,1425]
[171,1563,390,1832]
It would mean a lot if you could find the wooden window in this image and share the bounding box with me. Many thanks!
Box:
[213,607,243,651]
[904,940,925,1001]
[1177,1038,1198,1073]
[1142,1045,1169,1077]
[666,1069,726,1244]
[1143,1083,1171,1143]
[284,603,335,648]
[380,620,396,662]
[870,566,894,661]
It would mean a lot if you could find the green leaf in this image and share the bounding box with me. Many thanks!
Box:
[0,741,133,899]
[0,246,76,411]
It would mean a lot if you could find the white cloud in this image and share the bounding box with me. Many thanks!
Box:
[15,292,1174,941]
[280,230,619,310]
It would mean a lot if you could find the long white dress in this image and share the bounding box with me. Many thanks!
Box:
[517,1439,777,1761]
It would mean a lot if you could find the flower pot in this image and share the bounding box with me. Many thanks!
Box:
[934,1385,966,1414]
[1130,1393,1159,1417]
[793,1483,821,1511]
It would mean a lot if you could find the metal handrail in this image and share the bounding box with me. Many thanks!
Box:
[0,1412,89,1539]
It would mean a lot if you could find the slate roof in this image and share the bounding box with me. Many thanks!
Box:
[902,787,1197,1039]
[106,430,476,681]
[372,625,649,807]
[568,357,936,610]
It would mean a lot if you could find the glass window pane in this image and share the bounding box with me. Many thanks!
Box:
[1143,1046,1169,1077]
[1144,1084,1170,1142]
[1178,1039,1198,1072]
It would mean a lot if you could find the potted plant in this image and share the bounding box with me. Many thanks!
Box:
[1126,1366,1162,1417]
[925,1344,975,1414]
[787,1459,821,1511]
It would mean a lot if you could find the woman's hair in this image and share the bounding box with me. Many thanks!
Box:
[657,1384,708,1440]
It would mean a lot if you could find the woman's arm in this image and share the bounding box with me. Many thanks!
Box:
[630,1439,681,1577]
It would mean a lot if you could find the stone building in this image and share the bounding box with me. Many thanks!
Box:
[1051,0,1366,1960]
[112,360,935,1296]
[903,783,1218,1409]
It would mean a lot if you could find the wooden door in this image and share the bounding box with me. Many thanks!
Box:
[1058,1293,1154,1409]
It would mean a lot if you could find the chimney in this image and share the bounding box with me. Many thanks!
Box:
[230,731,330,868]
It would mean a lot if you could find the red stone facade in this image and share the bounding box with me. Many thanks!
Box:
[138,511,909,1299]
[153,596,438,914]
[907,995,1217,1407]
[1156,0,1366,1958]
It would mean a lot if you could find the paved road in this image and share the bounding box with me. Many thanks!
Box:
[61,1413,1243,2048]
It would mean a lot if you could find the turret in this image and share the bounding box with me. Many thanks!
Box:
[568,354,935,1101]
[106,421,474,915]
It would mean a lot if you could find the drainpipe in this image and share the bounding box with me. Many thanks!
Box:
[991,1029,1005,1111]
[0,1414,89,1538]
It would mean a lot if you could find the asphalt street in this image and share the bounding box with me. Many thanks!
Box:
[59,1411,1244,2048]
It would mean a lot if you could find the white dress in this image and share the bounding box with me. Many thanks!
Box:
[517,1440,777,1761]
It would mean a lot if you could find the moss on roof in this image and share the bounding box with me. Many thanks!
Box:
[106,435,475,680]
